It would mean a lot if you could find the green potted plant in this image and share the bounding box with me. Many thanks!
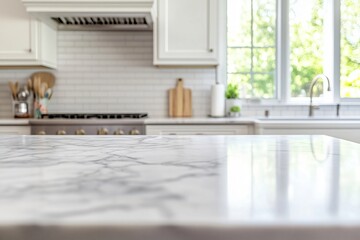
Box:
[230,105,241,117]
[225,83,239,99]
[225,83,241,117]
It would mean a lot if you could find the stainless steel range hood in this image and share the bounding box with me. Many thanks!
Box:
[22,0,155,31]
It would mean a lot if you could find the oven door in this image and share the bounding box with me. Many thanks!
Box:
[31,125,145,135]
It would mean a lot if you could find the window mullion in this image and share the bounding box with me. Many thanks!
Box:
[334,0,340,102]
[277,0,290,102]
[250,0,254,97]
[323,0,340,102]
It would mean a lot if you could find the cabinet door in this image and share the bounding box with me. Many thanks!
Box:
[0,0,37,61]
[258,128,360,144]
[0,126,31,135]
[155,0,218,65]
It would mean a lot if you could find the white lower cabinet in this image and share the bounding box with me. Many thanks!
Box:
[0,126,31,135]
[257,127,360,144]
[146,125,253,135]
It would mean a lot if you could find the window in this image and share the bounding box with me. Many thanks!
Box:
[227,0,276,99]
[227,0,360,102]
[340,0,360,98]
[290,0,325,98]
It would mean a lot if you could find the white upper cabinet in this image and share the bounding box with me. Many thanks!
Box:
[0,0,57,68]
[154,0,219,66]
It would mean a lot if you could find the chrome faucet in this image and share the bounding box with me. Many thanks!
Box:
[309,74,331,117]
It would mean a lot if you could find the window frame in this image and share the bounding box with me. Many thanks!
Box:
[221,0,359,104]
[227,0,277,99]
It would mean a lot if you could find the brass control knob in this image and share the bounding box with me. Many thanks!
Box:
[97,128,109,135]
[129,129,140,135]
[114,129,125,135]
[56,130,66,135]
[37,130,46,135]
[75,129,86,135]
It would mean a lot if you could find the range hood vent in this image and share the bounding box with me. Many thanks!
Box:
[51,16,149,31]
[22,0,155,31]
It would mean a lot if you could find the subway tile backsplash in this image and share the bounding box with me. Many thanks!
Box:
[1,31,360,118]
[0,31,216,118]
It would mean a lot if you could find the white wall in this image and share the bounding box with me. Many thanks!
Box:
[0,31,359,118]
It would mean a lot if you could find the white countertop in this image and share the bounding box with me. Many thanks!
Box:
[28,117,255,125]
[0,119,29,125]
[145,116,360,127]
[0,135,360,240]
[145,117,255,125]
[254,118,360,128]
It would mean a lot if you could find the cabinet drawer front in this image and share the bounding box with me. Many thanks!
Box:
[146,125,251,135]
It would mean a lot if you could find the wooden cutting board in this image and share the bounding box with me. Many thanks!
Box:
[169,79,192,117]
[183,88,192,117]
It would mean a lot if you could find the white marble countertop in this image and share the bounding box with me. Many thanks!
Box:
[0,119,29,125]
[0,135,360,240]
[254,117,360,128]
[146,117,360,128]
[145,117,255,125]
[28,117,255,125]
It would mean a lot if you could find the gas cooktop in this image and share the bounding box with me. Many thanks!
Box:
[41,113,148,119]
[33,113,148,135]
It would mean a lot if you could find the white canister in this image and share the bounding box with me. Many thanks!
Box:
[210,84,225,117]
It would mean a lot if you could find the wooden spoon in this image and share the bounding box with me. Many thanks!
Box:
[34,76,41,98]
[27,78,33,92]
[15,81,19,94]
[33,77,37,97]
[8,82,17,100]
[31,72,55,89]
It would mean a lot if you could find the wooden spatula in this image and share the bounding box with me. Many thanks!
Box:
[31,72,55,89]
[8,82,17,100]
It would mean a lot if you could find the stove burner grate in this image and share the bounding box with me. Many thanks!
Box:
[41,113,148,119]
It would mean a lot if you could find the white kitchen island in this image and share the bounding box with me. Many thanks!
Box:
[0,135,359,240]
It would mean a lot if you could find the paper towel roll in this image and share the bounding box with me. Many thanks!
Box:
[211,84,225,117]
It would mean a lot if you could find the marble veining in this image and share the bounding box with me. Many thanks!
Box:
[1,135,360,239]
